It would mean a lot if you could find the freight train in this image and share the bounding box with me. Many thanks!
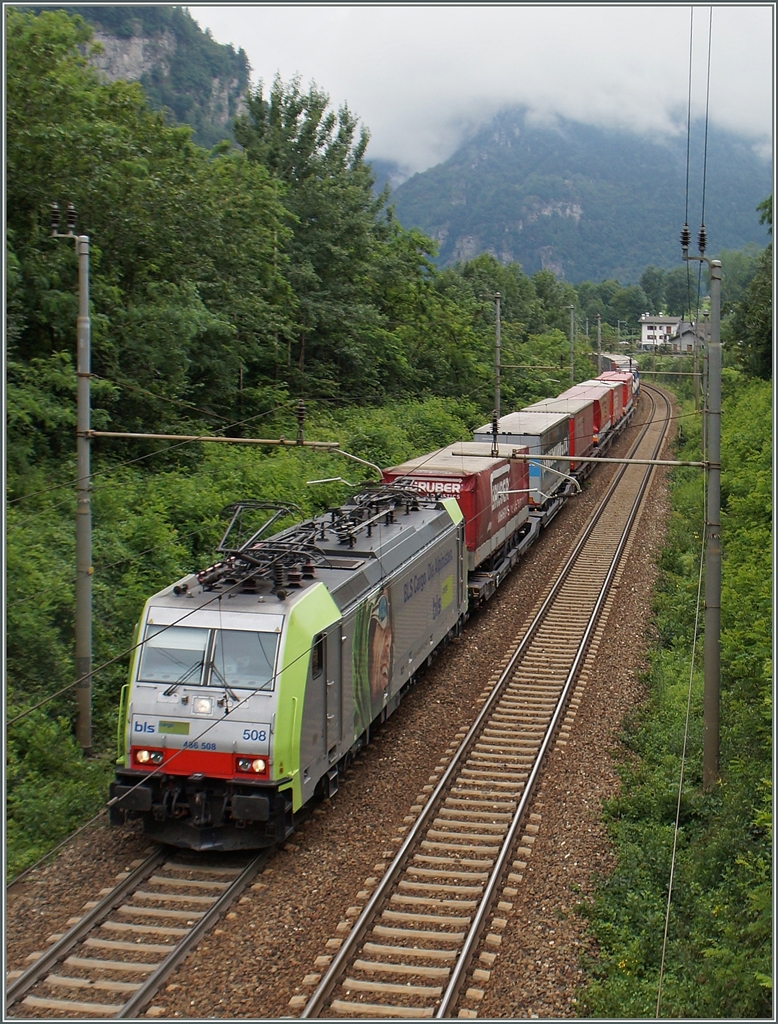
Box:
[109,368,639,851]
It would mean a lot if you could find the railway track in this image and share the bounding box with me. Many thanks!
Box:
[293,386,670,1019]
[5,846,269,1018]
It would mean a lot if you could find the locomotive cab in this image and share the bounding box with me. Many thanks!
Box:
[110,577,342,850]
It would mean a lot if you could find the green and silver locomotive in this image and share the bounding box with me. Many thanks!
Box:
[109,488,467,851]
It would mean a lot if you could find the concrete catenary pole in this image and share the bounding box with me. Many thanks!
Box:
[53,203,92,755]
[75,233,93,755]
[596,313,602,374]
[568,304,575,383]
[494,292,501,419]
[702,260,721,790]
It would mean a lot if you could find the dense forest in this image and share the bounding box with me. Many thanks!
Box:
[5,8,772,1016]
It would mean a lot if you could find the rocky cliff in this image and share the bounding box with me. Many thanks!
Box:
[27,6,250,147]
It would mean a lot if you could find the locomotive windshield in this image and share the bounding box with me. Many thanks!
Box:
[139,625,279,691]
[211,629,278,690]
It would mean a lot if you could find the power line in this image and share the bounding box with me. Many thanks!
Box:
[91,373,235,422]
[656,453,708,1017]
[7,399,300,528]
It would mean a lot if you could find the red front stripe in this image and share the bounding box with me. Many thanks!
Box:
[130,746,268,780]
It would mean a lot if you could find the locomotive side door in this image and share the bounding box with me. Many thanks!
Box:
[322,629,342,761]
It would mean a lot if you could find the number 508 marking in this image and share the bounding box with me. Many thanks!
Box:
[242,728,267,742]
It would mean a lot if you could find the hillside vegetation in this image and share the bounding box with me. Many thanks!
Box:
[24,4,250,146]
[581,373,772,1018]
[389,107,772,283]
[5,8,772,1015]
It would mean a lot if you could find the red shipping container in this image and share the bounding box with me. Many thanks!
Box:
[598,372,634,415]
[522,396,595,469]
[580,379,624,424]
[382,445,530,571]
[557,384,613,443]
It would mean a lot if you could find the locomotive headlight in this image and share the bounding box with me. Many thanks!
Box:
[192,696,213,715]
[236,757,267,773]
[135,749,163,766]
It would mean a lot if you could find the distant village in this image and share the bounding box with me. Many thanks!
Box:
[637,313,710,353]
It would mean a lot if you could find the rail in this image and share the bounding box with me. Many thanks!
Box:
[298,386,670,1018]
[6,849,270,1019]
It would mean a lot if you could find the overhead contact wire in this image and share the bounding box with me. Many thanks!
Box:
[8,398,299,520]
[683,6,695,320]
[656,455,708,1017]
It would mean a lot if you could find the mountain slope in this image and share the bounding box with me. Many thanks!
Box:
[25,5,250,147]
[388,108,772,282]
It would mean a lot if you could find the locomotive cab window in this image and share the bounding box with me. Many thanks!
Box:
[139,625,279,690]
[139,625,209,686]
[211,629,278,691]
[311,634,325,678]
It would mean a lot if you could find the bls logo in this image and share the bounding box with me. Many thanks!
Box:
[134,721,155,733]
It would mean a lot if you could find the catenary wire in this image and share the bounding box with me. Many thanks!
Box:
[91,372,235,422]
[8,335,622,523]
[7,394,299,521]
[683,6,695,321]
[7,385,665,883]
[655,455,708,1017]
[699,6,714,238]
[10,377,689,725]
[684,6,694,234]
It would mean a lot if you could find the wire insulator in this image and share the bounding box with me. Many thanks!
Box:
[697,226,707,254]
[680,224,691,250]
[51,202,60,234]
[66,202,77,234]
[273,562,286,591]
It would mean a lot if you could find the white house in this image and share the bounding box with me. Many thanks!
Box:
[639,313,682,351]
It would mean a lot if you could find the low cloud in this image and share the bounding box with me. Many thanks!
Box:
[196,5,773,174]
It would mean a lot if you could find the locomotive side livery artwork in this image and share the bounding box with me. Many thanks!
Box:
[110,369,638,851]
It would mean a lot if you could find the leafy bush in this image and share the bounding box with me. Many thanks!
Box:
[581,381,772,1018]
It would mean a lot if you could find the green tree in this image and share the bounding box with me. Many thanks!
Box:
[32,5,251,147]
[724,197,772,379]
[639,265,666,313]
[530,268,577,332]
[234,74,397,400]
[6,6,292,452]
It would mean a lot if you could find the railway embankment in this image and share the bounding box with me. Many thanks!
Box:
[7,408,675,1018]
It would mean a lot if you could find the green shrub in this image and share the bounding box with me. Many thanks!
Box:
[581,381,772,1018]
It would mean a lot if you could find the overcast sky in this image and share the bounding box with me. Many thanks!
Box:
[192,4,774,177]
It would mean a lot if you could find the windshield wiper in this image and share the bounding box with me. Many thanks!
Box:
[163,660,204,696]
[209,661,239,702]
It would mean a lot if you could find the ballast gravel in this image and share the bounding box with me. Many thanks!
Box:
[5,395,673,1019]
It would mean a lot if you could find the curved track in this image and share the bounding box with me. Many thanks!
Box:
[6,848,269,1018]
[296,386,670,1019]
